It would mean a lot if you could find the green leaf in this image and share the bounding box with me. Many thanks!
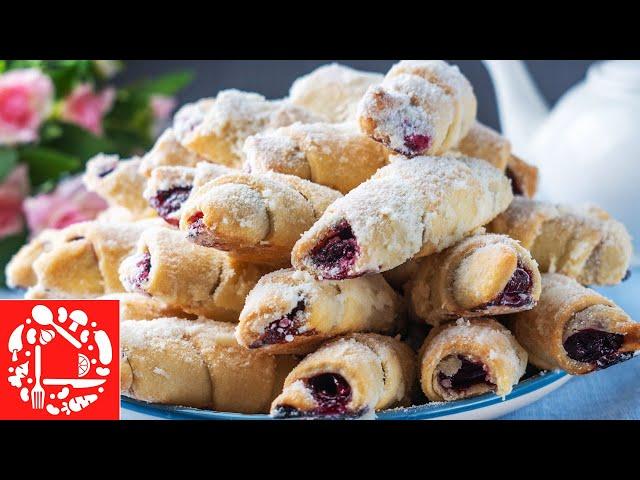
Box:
[0,230,28,288]
[128,71,194,97]
[0,60,6,73]
[42,122,117,162]
[0,148,18,182]
[18,146,80,187]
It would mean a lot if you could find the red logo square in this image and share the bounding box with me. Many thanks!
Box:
[0,300,119,420]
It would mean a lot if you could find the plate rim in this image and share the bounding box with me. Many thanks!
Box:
[121,370,569,420]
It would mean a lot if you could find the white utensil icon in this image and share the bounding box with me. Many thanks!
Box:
[32,305,81,349]
[30,345,44,410]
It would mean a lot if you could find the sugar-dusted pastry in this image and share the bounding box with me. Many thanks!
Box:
[83,154,154,218]
[173,90,320,169]
[243,122,389,194]
[138,128,213,177]
[288,63,384,123]
[143,162,235,226]
[488,197,633,285]
[292,155,513,280]
[358,60,476,157]
[454,122,538,198]
[510,273,639,375]
[180,171,341,267]
[419,318,527,401]
[236,269,403,354]
[408,234,541,326]
[119,226,266,322]
[5,229,62,289]
[270,333,416,418]
[121,318,298,413]
[99,293,195,321]
[21,219,162,299]
[382,259,423,293]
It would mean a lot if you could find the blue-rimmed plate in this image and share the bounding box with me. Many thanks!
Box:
[120,370,570,420]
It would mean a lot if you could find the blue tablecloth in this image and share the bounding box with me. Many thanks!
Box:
[3,268,638,420]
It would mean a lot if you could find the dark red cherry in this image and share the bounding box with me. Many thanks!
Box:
[149,186,192,226]
[126,252,151,292]
[97,167,115,178]
[485,263,534,309]
[309,221,360,280]
[563,329,632,370]
[249,301,313,348]
[403,133,431,153]
[438,356,496,392]
[306,373,352,415]
[186,212,218,248]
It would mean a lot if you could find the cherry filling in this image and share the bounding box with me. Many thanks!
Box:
[563,329,632,370]
[186,212,218,248]
[506,168,523,196]
[126,252,152,292]
[150,186,193,226]
[403,133,432,153]
[249,301,314,348]
[438,356,496,392]
[485,263,534,309]
[97,167,116,178]
[622,269,632,282]
[272,373,355,418]
[309,221,360,280]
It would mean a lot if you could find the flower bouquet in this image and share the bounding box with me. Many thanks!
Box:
[0,60,192,286]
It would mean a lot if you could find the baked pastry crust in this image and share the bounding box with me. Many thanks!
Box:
[270,333,416,418]
[408,234,541,326]
[180,171,341,267]
[119,226,267,322]
[292,155,513,279]
[5,229,62,289]
[138,128,213,177]
[121,317,298,413]
[289,63,384,123]
[84,154,154,218]
[419,318,527,401]
[236,269,403,354]
[510,273,640,374]
[488,197,633,285]
[99,292,195,321]
[173,90,320,169]
[243,122,389,194]
[358,60,476,156]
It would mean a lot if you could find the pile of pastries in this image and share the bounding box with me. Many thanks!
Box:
[7,60,638,419]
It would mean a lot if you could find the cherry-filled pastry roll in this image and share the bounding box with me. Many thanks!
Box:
[143,162,235,226]
[5,229,61,289]
[488,197,633,285]
[270,333,416,418]
[180,171,341,267]
[17,219,162,299]
[511,273,639,375]
[358,60,476,157]
[121,318,298,413]
[119,226,266,322]
[243,122,389,194]
[99,293,195,321]
[236,269,403,354]
[173,90,320,169]
[84,154,154,218]
[408,234,541,326]
[138,129,213,177]
[419,318,528,402]
[292,155,513,280]
[288,63,384,123]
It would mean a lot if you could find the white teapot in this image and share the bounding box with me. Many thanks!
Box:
[483,60,640,260]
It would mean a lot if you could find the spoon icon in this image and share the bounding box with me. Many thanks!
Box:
[32,305,81,349]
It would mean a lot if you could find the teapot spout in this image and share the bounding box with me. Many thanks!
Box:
[483,60,549,156]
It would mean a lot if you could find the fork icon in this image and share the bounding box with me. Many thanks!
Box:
[31,345,45,410]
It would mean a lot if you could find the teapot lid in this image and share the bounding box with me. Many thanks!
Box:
[588,61,640,92]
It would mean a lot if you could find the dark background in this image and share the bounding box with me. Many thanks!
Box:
[118,60,596,130]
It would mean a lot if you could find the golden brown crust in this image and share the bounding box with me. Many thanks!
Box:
[5,229,62,289]
[488,197,633,285]
[506,154,539,198]
[180,171,341,267]
[419,318,527,401]
[118,226,267,322]
[407,234,541,326]
[292,155,513,279]
[99,292,195,321]
[138,129,213,177]
[121,317,298,413]
[455,122,511,171]
[270,333,416,417]
[236,269,403,354]
[173,90,320,169]
[510,273,639,374]
[289,63,384,123]
[243,122,390,194]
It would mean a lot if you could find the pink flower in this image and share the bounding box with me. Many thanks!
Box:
[60,84,115,135]
[0,164,30,238]
[150,95,176,121]
[0,69,53,145]
[23,174,107,237]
